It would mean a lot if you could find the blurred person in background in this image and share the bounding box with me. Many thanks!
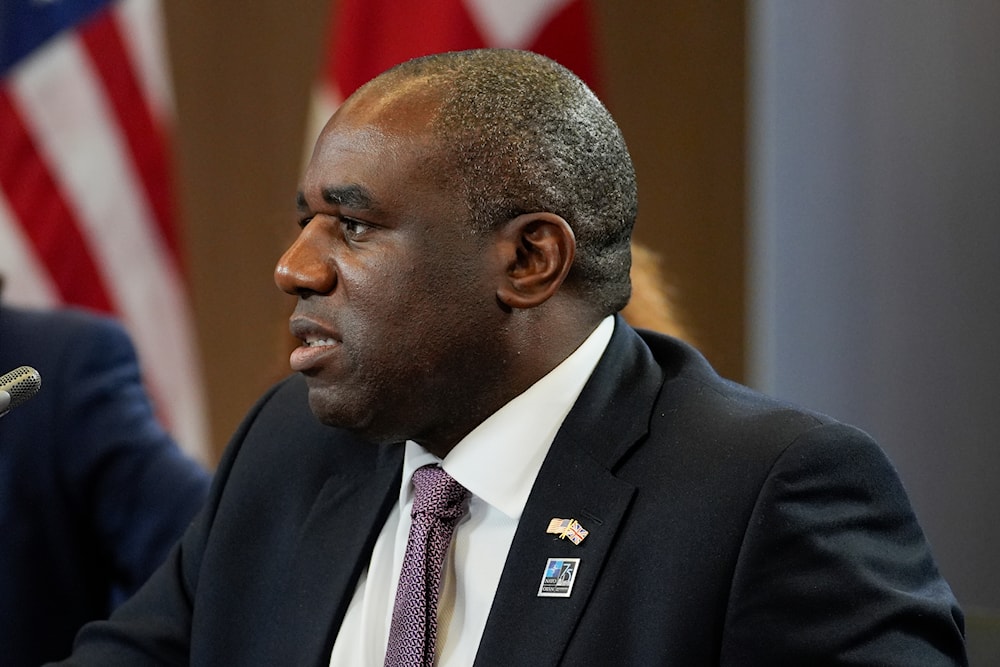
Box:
[0,274,212,666]
[623,241,694,342]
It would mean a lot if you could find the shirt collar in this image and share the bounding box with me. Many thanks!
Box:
[401,316,615,519]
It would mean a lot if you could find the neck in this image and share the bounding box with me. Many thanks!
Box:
[413,311,608,459]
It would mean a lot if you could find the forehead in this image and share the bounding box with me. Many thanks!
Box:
[300,88,445,202]
[300,128,427,209]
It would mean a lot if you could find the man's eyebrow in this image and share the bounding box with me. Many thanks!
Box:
[295,185,376,212]
[323,185,374,210]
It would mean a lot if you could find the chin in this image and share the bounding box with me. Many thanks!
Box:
[307,391,355,428]
[305,391,394,444]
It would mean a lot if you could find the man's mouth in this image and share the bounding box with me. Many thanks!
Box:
[288,318,342,372]
[303,336,337,348]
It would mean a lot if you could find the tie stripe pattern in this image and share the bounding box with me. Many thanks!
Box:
[384,465,470,667]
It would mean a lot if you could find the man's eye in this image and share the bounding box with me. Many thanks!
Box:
[341,218,370,238]
[298,216,313,229]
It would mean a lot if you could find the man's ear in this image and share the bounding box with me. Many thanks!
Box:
[495,212,576,310]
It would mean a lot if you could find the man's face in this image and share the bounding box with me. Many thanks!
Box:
[275,95,507,449]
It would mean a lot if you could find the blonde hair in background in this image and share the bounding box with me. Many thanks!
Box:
[622,242,694,344]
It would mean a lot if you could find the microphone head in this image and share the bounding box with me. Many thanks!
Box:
[0,366,42,416]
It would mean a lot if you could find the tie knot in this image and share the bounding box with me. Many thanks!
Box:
[410,465,469,524]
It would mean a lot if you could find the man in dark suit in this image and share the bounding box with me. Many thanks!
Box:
[0,282,212,666]
[51,49,967,665]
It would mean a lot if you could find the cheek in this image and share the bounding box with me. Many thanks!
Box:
[339,261,443,363]
[360,251,460,315]
[348,240,496,348]
[383,277,486,362]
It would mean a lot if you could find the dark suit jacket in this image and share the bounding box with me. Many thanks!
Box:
[53,317,967,665]
[0,304,212,666]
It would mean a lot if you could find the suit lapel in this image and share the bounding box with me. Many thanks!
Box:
[266,442,403,667]
[475,319,665,666]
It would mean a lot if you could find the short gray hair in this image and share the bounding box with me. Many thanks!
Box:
[367,48,638,315]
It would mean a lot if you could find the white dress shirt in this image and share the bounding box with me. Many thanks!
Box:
[329,316,614,666]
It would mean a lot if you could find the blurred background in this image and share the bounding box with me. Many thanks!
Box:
[2,0,997,660]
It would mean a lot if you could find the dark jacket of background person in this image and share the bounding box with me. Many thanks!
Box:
[47,320,965,666]
[0,301,212,666]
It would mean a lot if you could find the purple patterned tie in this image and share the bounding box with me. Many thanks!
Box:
[384,465,471,667]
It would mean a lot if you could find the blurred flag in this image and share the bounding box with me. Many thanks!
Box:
[308,0,602,147]
[0,0,209,462]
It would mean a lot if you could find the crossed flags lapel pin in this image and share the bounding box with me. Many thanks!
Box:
[545,517,589,545]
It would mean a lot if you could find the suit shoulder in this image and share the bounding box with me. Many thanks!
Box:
[635,327,871,466]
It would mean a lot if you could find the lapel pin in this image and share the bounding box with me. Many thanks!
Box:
[546,517,589,545]
[538,557,581,597]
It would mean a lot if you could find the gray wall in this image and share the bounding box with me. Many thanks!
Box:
[749,0,1000,646]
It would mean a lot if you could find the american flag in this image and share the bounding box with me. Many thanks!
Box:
[0,0,208,461]
[307,0,602,148]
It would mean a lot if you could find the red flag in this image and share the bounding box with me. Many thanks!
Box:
[0,0,209,462]
[309,0,602,146]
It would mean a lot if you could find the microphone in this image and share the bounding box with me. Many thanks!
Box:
[0,366,42,418]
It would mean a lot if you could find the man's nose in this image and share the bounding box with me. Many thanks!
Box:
[274,227,336,296]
